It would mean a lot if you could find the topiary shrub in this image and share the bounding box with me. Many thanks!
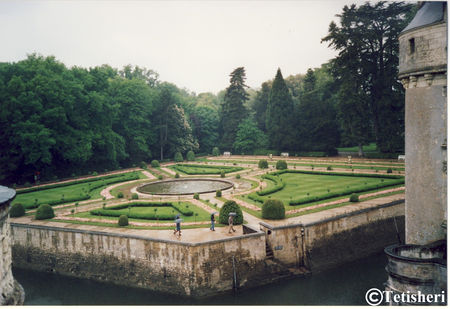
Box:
[186,150,195,161]
[92,171,98,176]
[175,172,180,178]
[216,190,222,197]
[220,170,225,178]
[262,199,285,220]
[35,204,55,220]
[118,214,129,226]
[235,174,241,179]
[131,193,139,200]
[174,152,183,162]
[193,193,200,200]
[349,193,359,202]
[151,160,160,167]
[158,175,163,180]
[218,200,243,225]
[140,161,147,169]
[117,192,124,198]
[276,160,287,170]
[10,203,25,218]
[212,147,220,156]
[258,159,269,169]
[387,168,393,173]
[327,166,333,171]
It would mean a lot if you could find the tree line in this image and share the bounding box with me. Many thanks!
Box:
[0,1,414,185]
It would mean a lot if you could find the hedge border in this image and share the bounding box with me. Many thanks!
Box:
[172,164,244,175]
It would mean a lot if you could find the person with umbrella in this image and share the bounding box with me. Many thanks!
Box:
[210,212,217,231]
[174,214,182,237]
[228,212,236,234]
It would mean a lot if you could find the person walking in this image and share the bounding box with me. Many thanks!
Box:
[210,213,216,231]
[174,215,182,237]
[228,214,236,233]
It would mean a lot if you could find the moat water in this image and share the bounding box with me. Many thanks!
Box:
[13,252,387,305]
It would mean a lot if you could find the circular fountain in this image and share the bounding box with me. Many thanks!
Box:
[137,178,233,195]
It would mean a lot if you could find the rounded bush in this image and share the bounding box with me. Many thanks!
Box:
[193,193,200,200]
[175,173,180,178]
[10,203,25,218]
[212,147,220,156]
[219,201,243,225]
[262,199,285,220]
[276,160,287,170]
[327,166,333,171]
[258,159,269,169]
[235,174,241,179]
[186,150,195,161]
[220,170,225,178]
[151,160,160,168]
[174,152,183,162]
[140,161,147,169]
[35,204,55,220]
[131,193,139,200]
[118,214,129,226]
[216,190,222,197]
[117,192,124,198]
[349,193,359,202]
[387,168,393,173]
[158,175,163,180]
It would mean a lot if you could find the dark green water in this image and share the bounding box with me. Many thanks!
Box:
[13,252,388,305]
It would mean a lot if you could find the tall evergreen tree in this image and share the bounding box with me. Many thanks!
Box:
[266,68,295,151]
[219,67,249,150]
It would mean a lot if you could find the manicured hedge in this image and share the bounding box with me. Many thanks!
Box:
[90,201,194,219]
[10,203,25,218]
[172,164,243,175]
[256,174,286,196]
[218,200,243,225]
[118,215,129,226]
[248,192,265,203]
[35,204,55,220]
[270,169,404,179]
[262,199,285,219]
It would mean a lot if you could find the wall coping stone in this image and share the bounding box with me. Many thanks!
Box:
[10,222,265,247]
[260,199,405,231]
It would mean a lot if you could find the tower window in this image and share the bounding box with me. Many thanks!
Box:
[409,38,415,54]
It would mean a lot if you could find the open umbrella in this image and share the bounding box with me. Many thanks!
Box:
[229,212,236,216]
[175,218,183,223]
[211,211,218,215]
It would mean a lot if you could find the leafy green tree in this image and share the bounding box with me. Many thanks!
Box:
[251,82,271,132]
[190,106,219,154]
[322,2,413,152]
[266,68,295,151]
[233,117,268,154]
[219,67,249,150]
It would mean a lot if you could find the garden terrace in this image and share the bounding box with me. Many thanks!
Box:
[244,170,404,210]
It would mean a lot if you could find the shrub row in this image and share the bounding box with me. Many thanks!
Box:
[172,164,243,175]
[270,169,404,180]
[288,179,404,206]
[256,174,286,196]
[247,192,265,203]
[90,201,194,217]
[16,173,135,194]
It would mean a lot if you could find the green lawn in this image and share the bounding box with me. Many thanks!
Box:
[14,172,145,209]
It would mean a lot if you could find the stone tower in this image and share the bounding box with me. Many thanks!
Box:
[384,2,447,305]
[0,186,24,305]
[398,1,447,245]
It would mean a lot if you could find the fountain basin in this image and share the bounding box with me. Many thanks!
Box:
[136,178,233,195]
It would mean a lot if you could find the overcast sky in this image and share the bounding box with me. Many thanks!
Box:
[0,0,355,94]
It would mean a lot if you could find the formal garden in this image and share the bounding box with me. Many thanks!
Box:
[8,154,405,230]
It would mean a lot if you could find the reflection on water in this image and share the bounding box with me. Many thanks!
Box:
[13,252,388,305]
[138,179,232,195]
